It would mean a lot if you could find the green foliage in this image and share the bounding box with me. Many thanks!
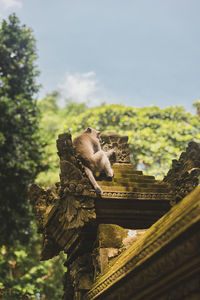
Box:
[0,226,66,300]
[0,16,65,299]
[193,100,200,117]
[37,99,200,183]
[0,14,39,99]
[36,93,88,186]
[0,14,46,245]
[63,104,200,178]
[1,14,199,300]
[34,95,200,298]
[0,15,66,300]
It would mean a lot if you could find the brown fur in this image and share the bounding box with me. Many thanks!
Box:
[73,127,114,194]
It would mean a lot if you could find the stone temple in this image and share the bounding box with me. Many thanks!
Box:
[29,131,200,300]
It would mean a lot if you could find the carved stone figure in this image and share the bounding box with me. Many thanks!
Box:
[163,141,200,202]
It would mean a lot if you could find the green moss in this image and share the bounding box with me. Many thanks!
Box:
[98,224,128,248]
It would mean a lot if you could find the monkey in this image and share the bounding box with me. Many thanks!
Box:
[73,127,114,195]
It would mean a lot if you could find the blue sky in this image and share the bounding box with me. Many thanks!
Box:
[0,0,200,112]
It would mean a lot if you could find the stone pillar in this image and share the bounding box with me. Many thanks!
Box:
[63,253,94,300]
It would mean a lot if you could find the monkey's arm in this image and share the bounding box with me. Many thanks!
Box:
[105,148,115,158]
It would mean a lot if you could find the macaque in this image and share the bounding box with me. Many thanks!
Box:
[73,127,114,194]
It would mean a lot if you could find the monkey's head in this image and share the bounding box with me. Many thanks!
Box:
[84,127,100,138]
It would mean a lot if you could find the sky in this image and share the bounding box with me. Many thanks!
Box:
[0,0,200,112]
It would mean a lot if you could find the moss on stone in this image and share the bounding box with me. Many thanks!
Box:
[97,224,128,248]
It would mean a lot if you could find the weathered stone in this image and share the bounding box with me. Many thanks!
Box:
[163,141,200,202]
[122,229,147,248]
[97,224,126,248]
[86,187,200,300]
[63,253,94,300]
[29,184,57,233]
[30,130,200,300]
[92,225,147,278]
[100,132,131,163]
[97,248,120,275]
[119,136,128,143]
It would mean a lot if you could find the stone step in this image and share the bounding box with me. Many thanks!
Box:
[96,174,155,182]
[98,181,168,189]
[97,177,156,185]
[113,175,155,183]
[112,163,136,169]
[112,164,143,174]
[113,172,145,178]
[99,185,170,193]
[95,172,145,180]
[113,169,143,175]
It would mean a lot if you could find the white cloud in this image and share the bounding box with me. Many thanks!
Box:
[0,0,22,10]
[59,71,111,105]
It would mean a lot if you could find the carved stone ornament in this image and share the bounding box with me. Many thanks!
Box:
[85,186,200,300]
[63,253,94,300]
[29,132,97,260]
[100,132,130,163]
[29,183,57,233]
[163,141,200,202]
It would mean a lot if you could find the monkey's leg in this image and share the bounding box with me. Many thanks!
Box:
[93,149,114,160]
[84,166,103,195]
[103,154,114,177]
[92,151,114,178]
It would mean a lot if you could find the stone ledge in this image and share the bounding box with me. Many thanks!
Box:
[85,187,200,299]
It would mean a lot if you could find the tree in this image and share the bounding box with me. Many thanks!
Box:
[36,93,88,185]
[0,14,45,245]
[193,100,200,117]
[36,99,200,184]
[0,14,67,300]
[63,104,200,178]
[0,234,66,300]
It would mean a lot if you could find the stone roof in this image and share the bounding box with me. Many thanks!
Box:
[85,186,200,300]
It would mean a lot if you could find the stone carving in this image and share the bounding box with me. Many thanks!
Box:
[56,133,96,229]
[86,187,200,299]
[29,183,57,233]
[88,229,200,300]
[57,133,95,196]
[63,253,94,300]
[100,133,130,163]
[58,194,95,229]
[163,141,200,202]
[29,132,97,260]
[100,191,172,200]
